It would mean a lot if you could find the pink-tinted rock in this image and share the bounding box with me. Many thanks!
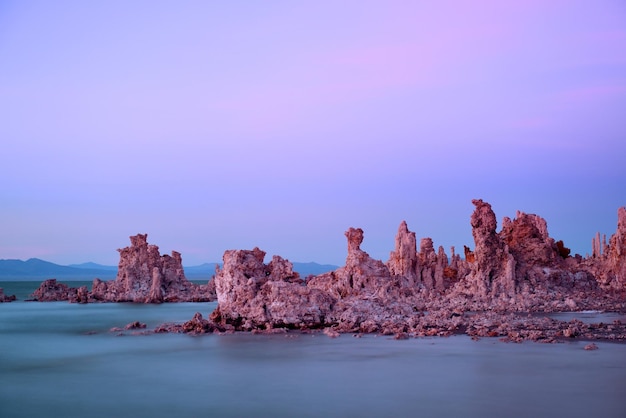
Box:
[387,221,418,286]
[182,312,216,334]
[386,221,456,292]
[323,328,340,338]
[416,239,451,292]
[91,234,213,303]
[588,207,626,290]
[124,321,147,330]
[199,201,625,341]
[461,199,517,298]
[213,248,335,330]
[32,234,216,303]
[69,286,90,304]
[308,227,395,299]
[500,211,558,268]
[0,287,16,302]
[30,279,72,301]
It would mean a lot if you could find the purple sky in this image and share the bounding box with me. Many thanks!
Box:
[1,1,625,266]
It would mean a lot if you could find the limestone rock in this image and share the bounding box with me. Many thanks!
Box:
[386,221,456,292]
[213,247,335,330]
[92,234,216,302]
[173,199,626,339]
[124,321,147,330]
[500,211,557,267]
[32,234,216,303]
[182,312,216,334]
[463,199,517,298]
[30,279,72,301]
[0,287,16,302]
[387,221,418,286]
[213,228,421,333]
[588,207,626,289]
[95,234,188,302]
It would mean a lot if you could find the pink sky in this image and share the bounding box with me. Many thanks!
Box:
[1,1,625,266]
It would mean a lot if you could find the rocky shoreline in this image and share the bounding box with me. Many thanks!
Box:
[25,199,626,343]
[112,311,626,346]
[75,314,626,345]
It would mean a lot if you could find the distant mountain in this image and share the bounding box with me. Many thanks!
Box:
[0,258,117,281]
[184,263,220,279]
[68,262,117,271]
[293,262,338,277]
[180,262,339,279]
[0,259,339,281]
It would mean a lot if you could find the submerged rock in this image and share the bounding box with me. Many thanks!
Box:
[124,321,147,330]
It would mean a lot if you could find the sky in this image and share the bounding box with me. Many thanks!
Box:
[1,1,625,267]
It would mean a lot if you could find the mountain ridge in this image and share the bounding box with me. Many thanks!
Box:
[0,258,338,281]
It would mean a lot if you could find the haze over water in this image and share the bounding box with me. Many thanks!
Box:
[1,283,625,418]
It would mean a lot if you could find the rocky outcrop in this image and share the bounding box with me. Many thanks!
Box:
[90,234,213,303]
[587,207,626,289]
[0,287,16,302]
[210,228,423,334]
[462,199,517,298]
[29,279,91,303]
[443,200,606,312]
[307,228,425,333]
[193,199,625,341]
[31,279,68,301]
[417,238,452,292]
[386,222,458,292]
[25,199,625,342]
[31,234,216,303]
[211,248,335,330]
[501,211,599,294]
[308,228,396,299]
[387,221,418,286]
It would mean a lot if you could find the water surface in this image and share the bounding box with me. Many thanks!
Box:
[1,292,625,417]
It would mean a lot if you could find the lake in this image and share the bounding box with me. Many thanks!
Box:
[1,282,625,417]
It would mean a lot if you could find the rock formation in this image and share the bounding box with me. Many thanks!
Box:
[29,279,89,303]
[308,228,396,299]
[462,199,517,298]
[90,234,213,303]
[386,222,457,292]
[25,199,626,342]
[0,287,16,302]
[585,207,626,290]
[439,200,605,312]
[211,248,334,330]
[189,199,625,341]
[387,221,418,286]
[31,234,216,303]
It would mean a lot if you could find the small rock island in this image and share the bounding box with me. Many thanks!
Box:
[31,234,215,303]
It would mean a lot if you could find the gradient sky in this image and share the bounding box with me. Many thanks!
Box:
[1,1,625,267]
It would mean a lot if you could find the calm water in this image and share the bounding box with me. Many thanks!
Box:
[1,282,625,418]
